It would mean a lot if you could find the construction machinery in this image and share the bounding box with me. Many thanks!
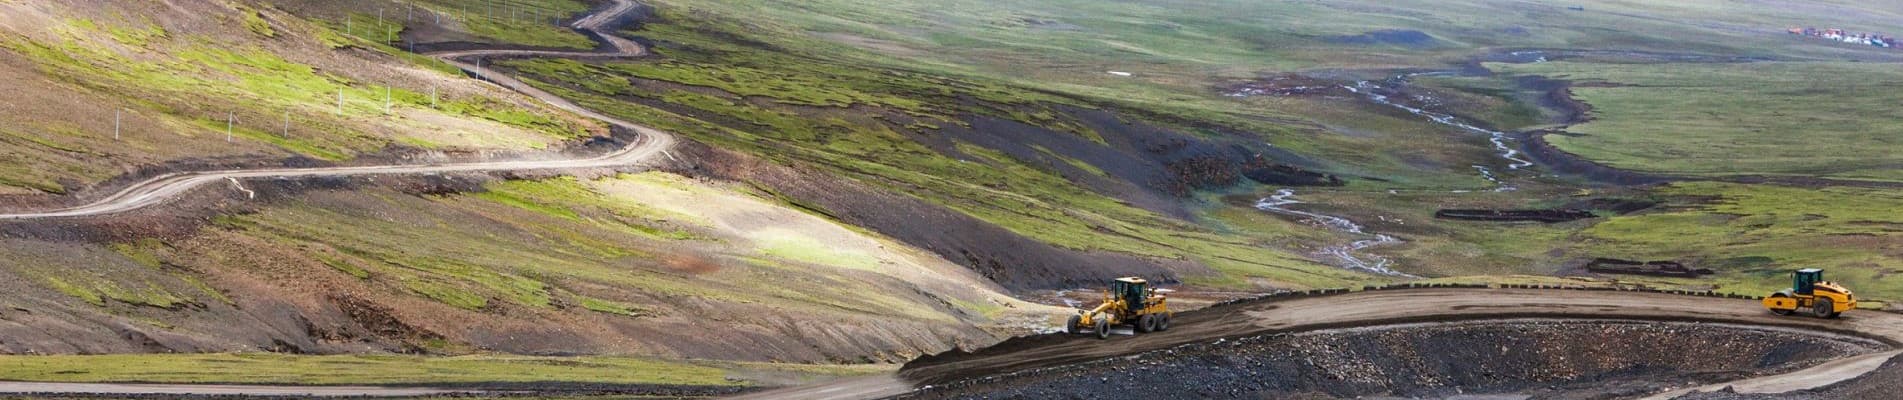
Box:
[1763,268,1856,318]
[1065,277,1172,339]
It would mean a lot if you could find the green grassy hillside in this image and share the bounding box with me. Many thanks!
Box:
[6,0,1903,392]
[0,0,1048,389]
[0,1,598,195]
[1496,61,1903,180]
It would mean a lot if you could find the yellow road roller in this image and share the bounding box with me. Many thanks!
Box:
[1763,268,1855,318]
[1066,277,1172,339]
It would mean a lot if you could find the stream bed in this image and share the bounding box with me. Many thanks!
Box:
[1254,189,1412,277]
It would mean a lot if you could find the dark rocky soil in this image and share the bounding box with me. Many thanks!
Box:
[1586,258,1713,278]
[897,320,1881,400]
[1435,208,1598,223]
[1328,30,1442,48]
[1677,353,1903,400]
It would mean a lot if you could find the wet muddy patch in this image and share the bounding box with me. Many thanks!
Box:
[1435,208,1597,223]
[1327,30,1442,48]
[1585,258,1713,278]
[1222,74,1356,98]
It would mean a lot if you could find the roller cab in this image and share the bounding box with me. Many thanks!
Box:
[1764,268,1855,318]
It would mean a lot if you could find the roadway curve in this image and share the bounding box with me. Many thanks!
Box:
[0,0,665,397]
[0,0,668,221]
[735,288,1903,400]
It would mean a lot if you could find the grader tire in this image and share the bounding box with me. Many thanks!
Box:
[1137,315,1155,333]
[1065,315,1081,334]
[1094,317,1111,340]
[1157,314,1172,331]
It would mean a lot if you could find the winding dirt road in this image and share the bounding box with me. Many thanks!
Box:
[0,0,668,221]
[736,288,1903,400]
[9,2,1901,399]
[0,0,663,397]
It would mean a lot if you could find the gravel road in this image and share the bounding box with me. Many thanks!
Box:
[736,288,1903,400]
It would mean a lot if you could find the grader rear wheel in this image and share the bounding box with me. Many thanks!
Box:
[1137,315,1155,333]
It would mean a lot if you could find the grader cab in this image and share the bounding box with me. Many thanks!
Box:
[1065,277,1173,339]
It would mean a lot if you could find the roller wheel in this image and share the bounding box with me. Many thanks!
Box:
[1065,314,1081,334]
[1814,298,1834,319]
[1157,313,1172,331]
[1094,316,1111,340]
[1769,293,1794,316]
[1137,315,1155,333]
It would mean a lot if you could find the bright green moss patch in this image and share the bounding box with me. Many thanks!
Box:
[388,257,552,309]
[104,21,168,47]
[402,278,490,310]
[755,229,883,271]
[2,127,90,154]
[43,277,104,307]
[474,182,584,221]
[480,177,706,240]
[316,253,372,279]
[108,239,166,269]
[191,117,350,161]
[179,275,234,306]
[42,276,190,309]
[242,8,277,38]
[407,0,596,49]
[577,296,649,317]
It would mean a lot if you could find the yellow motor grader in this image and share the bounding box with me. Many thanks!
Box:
[1764,268,1856,318]
[1065,277,1172,339]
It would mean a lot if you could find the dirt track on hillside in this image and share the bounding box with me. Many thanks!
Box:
[0,0,666,221]
[0,1,673,397]
[736,288,1903,400]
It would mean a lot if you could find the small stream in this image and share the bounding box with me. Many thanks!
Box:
[1344,77,1532,191]
[1255,189,1415,277]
